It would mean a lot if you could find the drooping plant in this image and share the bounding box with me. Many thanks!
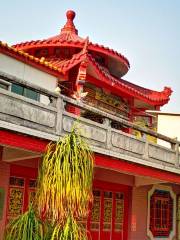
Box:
[4,124,94,240]
[50,215,87,240]
[4,205,43,240]
[36,126,94,224]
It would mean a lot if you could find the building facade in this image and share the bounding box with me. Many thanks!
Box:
[148,111,180,148]
[0,10,180,240]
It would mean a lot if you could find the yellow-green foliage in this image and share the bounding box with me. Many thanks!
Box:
[4,125,94,240]
[4,206,43,240]
[36,127,94,223]
[50,215,87,240]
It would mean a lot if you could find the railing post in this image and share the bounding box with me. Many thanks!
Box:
[170,138,179,167]
[143,140,149,160]
[55,96,64,136]
[175,143,180,167]
[103,118,112,150]
[48,95,57,107]
[171,142,176,151]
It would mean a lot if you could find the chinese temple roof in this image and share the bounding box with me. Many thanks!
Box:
[0,41,62,76]
[13,10,130,78]
[11,10,172,106]
[87,54,172,106]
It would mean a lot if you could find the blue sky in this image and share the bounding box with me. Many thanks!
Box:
[0,0,179,112]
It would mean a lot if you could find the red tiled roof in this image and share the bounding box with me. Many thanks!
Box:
[46,51,88,74]
[13,10,130,76]
[0,40,172,105]
[0,41,63,76]
[87,54,172,105]
[13,40,130,74]
[8,9,172,106]
[44,37,89,74]
[37,47,171,105]
[45,32,84,43]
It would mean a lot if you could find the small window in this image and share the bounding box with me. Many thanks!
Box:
[9,177,25,187]
[29,179,37,189]
[11,84,23,95]
[11,83,39,101]
[35,48,48,57]
[24,88,39,101]
[149,190,173,238]
[54,48,62,57]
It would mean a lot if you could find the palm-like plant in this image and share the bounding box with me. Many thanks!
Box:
[36,127,93,223]
[4,126,94,240]
[4,205,43,240]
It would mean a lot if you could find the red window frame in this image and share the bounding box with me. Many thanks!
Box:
[150,190,173,237]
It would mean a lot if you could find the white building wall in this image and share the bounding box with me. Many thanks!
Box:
[0,53,58,104]
[157,114,180,147]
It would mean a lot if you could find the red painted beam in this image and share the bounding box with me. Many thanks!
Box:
[1,129,179,184]
[95,154,180,184]
[0,129,48,153]
[10,164,38,178]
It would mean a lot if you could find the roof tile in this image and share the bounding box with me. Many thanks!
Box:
[87,54,172,105]
[0,41,62,75]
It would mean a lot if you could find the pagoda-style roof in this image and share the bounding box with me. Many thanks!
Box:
[13,10,130,78]
[12,10,172,107]
[0,41,63,77]
[87,54,172,106]
[29,46,172,106]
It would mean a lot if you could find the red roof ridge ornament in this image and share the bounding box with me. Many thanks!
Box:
[12,10,130,76]
[61,10,78,35]
[163,86,173,96]
[82,37,89,53]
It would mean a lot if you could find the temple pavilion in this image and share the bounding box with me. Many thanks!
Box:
[0,10,179,240]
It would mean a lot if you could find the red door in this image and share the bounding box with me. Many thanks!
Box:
[88,180,130,240]
[6,166,130,240]
[6,165,37,222]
